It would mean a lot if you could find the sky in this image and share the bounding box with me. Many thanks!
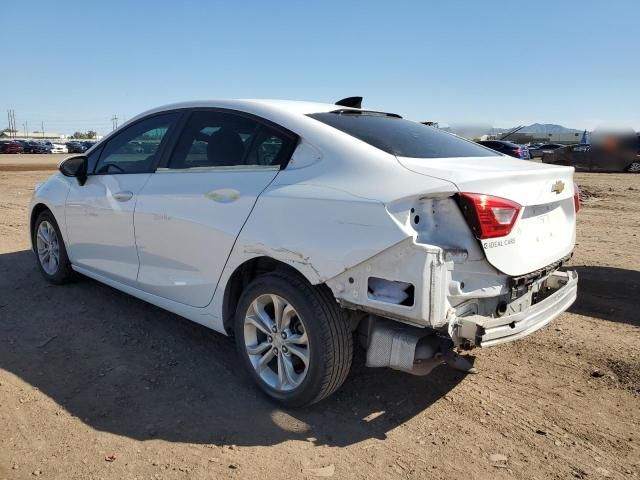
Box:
[1,0,639,136]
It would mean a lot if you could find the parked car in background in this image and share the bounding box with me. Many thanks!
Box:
[477,140,530,159]
[67,141,89,153]
[14,140,32,152]
[542,143,639,172]
[44,141,68,154]
[0,140,24,153]
[30,142,52,154]
[30,99,579,405]
[529,143,564,158]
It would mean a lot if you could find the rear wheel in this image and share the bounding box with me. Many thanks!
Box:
[234,271,353,407]
[33,210,74,284]
[626,161,640,173]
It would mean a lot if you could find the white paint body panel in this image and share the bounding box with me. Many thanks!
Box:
[134,167,279,307]
[65,173,151,284]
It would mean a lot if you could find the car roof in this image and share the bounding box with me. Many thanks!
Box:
[138,99,353,118]
[125,99,361,127]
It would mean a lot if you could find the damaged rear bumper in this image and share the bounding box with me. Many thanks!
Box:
[453,270,578,347]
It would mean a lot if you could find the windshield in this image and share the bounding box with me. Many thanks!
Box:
[308,112,499,158]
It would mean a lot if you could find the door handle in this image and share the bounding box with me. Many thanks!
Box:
[206,188,240,203]
[113,191,134,202]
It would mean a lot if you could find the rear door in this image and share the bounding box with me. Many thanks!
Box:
[134,109,297,307]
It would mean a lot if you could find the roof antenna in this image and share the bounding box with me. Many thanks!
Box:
[335,96,362,109]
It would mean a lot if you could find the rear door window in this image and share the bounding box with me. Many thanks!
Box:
[308,112,499,158]
[167,110,296,169]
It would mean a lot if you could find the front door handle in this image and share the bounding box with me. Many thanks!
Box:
[113,191,134,202]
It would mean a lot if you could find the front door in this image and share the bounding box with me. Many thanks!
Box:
[65,112,180,284]
[134,109,297,307]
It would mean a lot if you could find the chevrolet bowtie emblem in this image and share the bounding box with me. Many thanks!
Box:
[551,180,565,194]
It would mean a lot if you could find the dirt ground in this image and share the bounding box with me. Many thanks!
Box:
[0,154,638,480]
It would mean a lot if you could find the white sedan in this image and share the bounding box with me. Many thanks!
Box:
[29,99,579,405]
[46,142,68,153]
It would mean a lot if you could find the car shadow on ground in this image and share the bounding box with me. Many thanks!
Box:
[568,265,639,327]
[0,249,471,447]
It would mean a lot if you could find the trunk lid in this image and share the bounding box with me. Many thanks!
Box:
[397,156,576,276]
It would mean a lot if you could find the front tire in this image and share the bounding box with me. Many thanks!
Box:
[33,210,74,284]
[234,271,353,407]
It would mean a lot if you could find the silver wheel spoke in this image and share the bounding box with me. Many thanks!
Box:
[246,298,275,335]
[277,355,287,387]
[286,331,307,345]
[280,304,296,331]
[271,294,286,330]
[257,349,275,372]
[280,354,296,387]
[285,344,309,366]
[246,341,271,356]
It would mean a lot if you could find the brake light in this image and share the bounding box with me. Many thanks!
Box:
[573,183,580,213]
[458,193,522,239]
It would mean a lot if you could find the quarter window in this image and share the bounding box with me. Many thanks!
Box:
[94,113,179,174]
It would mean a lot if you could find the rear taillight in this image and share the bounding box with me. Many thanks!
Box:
[458,193,522,239]
[573,183,580,213]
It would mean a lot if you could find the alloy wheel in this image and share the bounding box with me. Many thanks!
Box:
[36,220,60,275]
[243,293,309,392]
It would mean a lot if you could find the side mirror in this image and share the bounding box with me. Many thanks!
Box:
[59,155,88,186]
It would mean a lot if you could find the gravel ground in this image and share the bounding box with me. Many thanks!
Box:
[0,154,638,479]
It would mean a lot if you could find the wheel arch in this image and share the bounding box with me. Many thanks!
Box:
[30,203,53,250]
[222,256,327,335]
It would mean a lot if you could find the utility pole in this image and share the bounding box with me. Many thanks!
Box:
[41,121,45,139]
[111,115,118,130]
[7,109,17,139]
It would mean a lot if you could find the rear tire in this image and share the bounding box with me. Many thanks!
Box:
[234,271,353,407]
[33,210,74,284]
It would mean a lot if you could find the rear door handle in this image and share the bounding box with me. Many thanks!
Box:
[206,188,240,203]
[113,191,134,202]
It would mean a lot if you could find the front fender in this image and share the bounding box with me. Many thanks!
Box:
[28,173,71,248]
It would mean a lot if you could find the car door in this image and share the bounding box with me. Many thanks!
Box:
[134,109,298,307]
[64,112,180,285]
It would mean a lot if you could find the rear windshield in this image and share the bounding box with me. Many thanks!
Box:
[308,112,499,158]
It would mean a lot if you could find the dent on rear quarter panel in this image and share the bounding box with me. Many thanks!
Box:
[224,183,409,284]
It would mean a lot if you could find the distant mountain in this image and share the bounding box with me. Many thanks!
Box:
[519,123,582,134]
[485,123,583,136]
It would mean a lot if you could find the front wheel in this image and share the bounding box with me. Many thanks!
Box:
[33,210,74,284]
[234,271,353,407]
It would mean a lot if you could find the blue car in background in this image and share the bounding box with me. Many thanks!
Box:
[477,140,531,159]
